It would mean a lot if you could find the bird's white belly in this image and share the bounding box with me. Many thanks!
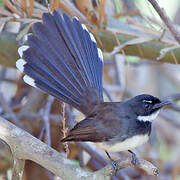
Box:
[97,134,149,152]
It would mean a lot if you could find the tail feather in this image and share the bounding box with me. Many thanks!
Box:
[24,52,81,109]
[23,58,80,107]
[72,16,103,96]
[27,34,83,97]
[33,17,87,92]
[16,10,104,115]
[52,12,91,87]
[21,47,81,109]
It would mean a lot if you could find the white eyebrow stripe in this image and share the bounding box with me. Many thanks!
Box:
[143,100,152,103]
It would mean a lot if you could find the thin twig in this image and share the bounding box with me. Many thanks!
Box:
[2,112,62,126]
[77,146,84,167]
[45,0,51,12]
[170,51,178,64]
[98,0,106,26]
[59,0,87,23]
[163,93,180,102]
[160,112,180,128]
[43,96,54,146]
[103,88,113,102]
[65,104,75,128]
[38,126,45,140]
[61,103,69,155]
[2,0,22,16]
[12,158,25,180]
[0,93,24,128]
[148,0,180,44]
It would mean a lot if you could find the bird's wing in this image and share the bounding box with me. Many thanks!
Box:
[61,103,123,142]
[61,117,114,142]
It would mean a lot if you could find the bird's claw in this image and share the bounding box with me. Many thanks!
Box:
[111,160,118,171]
[131,152,139,165]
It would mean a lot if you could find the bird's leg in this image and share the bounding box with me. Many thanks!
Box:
[105,151,118,172]
[128,150,139,165]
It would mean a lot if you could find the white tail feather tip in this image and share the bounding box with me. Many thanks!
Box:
[16,59,26,72]
[81,24,89,32]
[97,48,103,61]
[24,33,32,42]
[89,33,96,43]
[23,75,36,87]
[72,16,79,21]
[18,46,29,57]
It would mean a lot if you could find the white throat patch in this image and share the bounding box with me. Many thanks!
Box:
[137,110,160,122]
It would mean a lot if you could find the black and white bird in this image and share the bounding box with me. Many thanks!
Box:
[16,10,171,165]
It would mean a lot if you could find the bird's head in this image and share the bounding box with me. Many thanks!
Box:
[128,94,171,122]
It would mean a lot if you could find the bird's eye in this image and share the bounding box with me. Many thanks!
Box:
[144,103,150,109]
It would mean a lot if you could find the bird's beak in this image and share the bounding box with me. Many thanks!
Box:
[153,100,172,109]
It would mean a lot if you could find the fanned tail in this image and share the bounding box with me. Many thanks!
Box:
[16,10,104,115]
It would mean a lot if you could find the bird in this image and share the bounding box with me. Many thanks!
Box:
[16,10,171,168]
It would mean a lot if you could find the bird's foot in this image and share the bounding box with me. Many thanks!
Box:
[105,151,118,173]
[131,153,139,165]
[128,150,139,166]
[111,160,118,172]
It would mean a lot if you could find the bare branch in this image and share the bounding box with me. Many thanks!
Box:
[12,158,25,180]
[59,0,87,23]
[61,103,69,155]
[43,96,54,146]
[0,116,93,180]
[0,116,159,179]
[97,157,159,177]
[0,93,24,128]
[148,0,180,44]
[78,142,158,176]
[3,112,62,125]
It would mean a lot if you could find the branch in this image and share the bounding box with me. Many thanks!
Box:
[97,30,180,63]
[0,116,158,179]
[43,96,54,146]
[0,93,24,128]
[0,116,93,180]
[12,158,25,180]
[59,0,87,23]
[97,157,159,177]
[148,0,180,44]
[1,29,180,70]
